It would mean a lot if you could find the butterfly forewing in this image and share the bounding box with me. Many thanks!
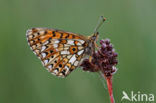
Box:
[26,28,88,77]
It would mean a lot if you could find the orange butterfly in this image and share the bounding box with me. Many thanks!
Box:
[26,17,105,77]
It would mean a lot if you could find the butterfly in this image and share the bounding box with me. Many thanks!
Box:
[26,17,105,78]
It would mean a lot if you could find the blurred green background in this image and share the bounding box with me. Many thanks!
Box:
[0,0,156,103]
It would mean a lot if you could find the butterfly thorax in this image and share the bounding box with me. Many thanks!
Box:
[85,32,99,56]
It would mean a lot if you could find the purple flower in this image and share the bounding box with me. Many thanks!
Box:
[80,39,118,77]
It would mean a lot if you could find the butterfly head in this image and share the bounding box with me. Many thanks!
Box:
[90,32,99,42]
[86,32,99,55]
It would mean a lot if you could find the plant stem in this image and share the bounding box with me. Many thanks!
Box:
[106,76,115,103]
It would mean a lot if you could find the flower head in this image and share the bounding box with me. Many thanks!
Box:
[80,39,118,77]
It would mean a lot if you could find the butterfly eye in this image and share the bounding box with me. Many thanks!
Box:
[90,35,97,41]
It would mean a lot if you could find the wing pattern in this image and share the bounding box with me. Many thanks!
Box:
[26,28,88,77]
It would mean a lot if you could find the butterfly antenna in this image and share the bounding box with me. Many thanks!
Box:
[94,16,106,33]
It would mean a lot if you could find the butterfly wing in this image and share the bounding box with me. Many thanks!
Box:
[26,28,88,77]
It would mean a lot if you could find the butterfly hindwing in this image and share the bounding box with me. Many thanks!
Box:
[26,28,88,77]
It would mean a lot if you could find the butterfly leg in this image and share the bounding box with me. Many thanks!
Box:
[89,56,92,62]
[94,42,99,49]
